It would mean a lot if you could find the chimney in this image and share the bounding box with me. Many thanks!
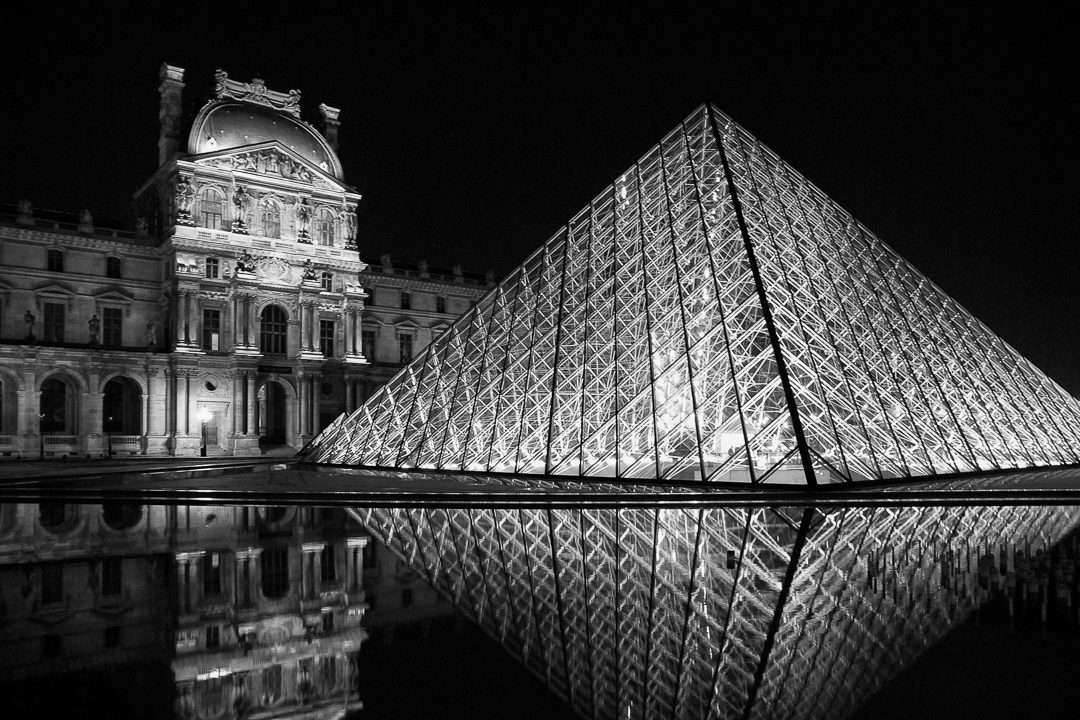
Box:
[319,103,341,152]
[158,64,185,167]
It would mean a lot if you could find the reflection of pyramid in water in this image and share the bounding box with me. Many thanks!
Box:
[305,103,1080,483]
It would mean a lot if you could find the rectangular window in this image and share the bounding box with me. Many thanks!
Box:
[102,557,122,596]
[261,206,280,238]
[201,194,223,229]
[43,303,65,343]
[322,610,335,633]
[436,295,447,314]
[102,307,123,347]
[205,257,219,279]
[316,214,334,246]
[398,334,413,364]
[41,563,64,605]
[363,541,377,569]
[205,625,220,649]
[106,257,121,278]
[202,309,221,351]
[320,544,336,584]
[202,552,222,596]
[321,271,333,291]
[319,319,335,357]
[47,249,63,272]
[400,291,411,310]
[362,330,376,362]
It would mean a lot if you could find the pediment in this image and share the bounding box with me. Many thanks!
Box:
[93,286,135,303]
[34,282,77,298]
[191,141,347,192]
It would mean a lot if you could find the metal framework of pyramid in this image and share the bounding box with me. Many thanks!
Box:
[304,103,1080,485]
[301,105,1080,720]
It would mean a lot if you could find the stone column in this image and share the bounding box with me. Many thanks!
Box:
[248,298,259,350]
[231,373,241,436]
[245,372,257,436]
[298,374,309,436]
[175,293,187,346]
[20,359,38,448]
[188,292,200,348]
[177,369,190,436]
[186,370,199,440]
[299,302,309,353]
[342,309,351,359]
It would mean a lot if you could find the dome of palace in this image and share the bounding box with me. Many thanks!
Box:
[187,100,343,179]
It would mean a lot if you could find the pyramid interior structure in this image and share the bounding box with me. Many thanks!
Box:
[303,103,1080,485]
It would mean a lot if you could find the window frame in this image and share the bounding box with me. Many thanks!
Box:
[199,188,225,230]
[260,305,288,355]
[101,307,123,347]
[202,308,222,351]
[315,208,335,246]
[47,249,64,273]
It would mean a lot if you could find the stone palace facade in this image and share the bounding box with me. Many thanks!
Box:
[0,64,492,458]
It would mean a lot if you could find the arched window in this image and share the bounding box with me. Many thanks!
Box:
[40,378,73,433]
[199,188,225,230]
[103,377,142,434]
[315,209,335,246]
[260,200,281,239]
[260,305,288,355]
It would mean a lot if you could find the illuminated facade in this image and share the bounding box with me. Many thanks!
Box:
[302,104,1080,718]
[0,64,491,458]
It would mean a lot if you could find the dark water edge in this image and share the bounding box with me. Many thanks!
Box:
[852,612,1080,720]
[3,611,1079,719]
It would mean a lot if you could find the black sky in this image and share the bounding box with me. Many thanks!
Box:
[3,3,1077,395]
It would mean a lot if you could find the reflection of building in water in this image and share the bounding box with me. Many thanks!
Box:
[0,502,370,718]
[355,499,1080,720]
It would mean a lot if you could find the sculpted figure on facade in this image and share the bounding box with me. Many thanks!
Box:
[301,258,318,282]
[232,185,252,233]
[176,176,195,224]
[342,209,357,249]
[296,198,313,243]
[88,314,100,347]
[24,310,36,341]
[236,249,258,274]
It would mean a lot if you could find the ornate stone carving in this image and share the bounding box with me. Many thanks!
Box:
[214,70,303,118]
[232,185,252,234]
[235,250,258,273]
[259,257,290,281]
[301,259,318,282]
[296,198,312,243]
[342,208,357,249]
[176,176,195,225]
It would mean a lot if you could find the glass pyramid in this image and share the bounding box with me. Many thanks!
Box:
[303,104,1080,485]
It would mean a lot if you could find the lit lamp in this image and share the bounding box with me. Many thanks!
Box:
[197,407,212,457]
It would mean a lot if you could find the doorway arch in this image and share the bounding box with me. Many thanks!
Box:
[257,379,291,450]
[103,376,143,435]
[39,376,79,434]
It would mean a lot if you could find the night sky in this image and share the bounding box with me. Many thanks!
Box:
[3,4,1077,399]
